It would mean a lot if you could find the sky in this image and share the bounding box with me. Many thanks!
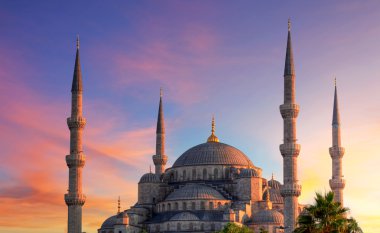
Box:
[0,1,379,232]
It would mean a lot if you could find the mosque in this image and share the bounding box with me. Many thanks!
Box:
[63,21,346,233]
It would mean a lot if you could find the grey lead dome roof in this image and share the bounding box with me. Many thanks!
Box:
[100,215,117,228]
[139,172,160,183]
[253,210,284,224]
[165,183,225,201]
[173,142,254,167]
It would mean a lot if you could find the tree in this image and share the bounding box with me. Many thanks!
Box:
[217,223,254,233]
[294,191,362,233]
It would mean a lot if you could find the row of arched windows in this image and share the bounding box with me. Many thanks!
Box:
[152,222,215,232]
[169,167,231,182]
[157,201,224,212]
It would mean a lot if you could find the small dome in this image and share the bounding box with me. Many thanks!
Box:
[100,215,117,228]
[263,188,283,204]
[170,212,200,221]
[268,179,281,189]
[253,210,284,224]
[165,183,225,201]
[173,142,254,168]
[240,168,258,178]
[139,173,160,183]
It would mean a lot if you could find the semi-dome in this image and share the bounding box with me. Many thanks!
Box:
[268,179,281,189]
[165,183,225,201]
[263,188,283,203]
[139,172,160,183]
[172,142,254,168]
[101,215,117,228]
[253,210,284,224]
[170,212,200,221]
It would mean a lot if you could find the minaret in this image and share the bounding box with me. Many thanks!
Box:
[279,19,302,233]
[65,36,86,233]
[117,196,121,214]
[329,79,345,206]
[152,89,168,175]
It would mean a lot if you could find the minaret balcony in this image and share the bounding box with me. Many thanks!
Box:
[64,193,86,206]
[67,116,86,129]
[329,178,346,189]
[280,143,301,157]
[280,104,300,118]
[329,146,345,158]
[66,153,86,167]
[280,183,302,197]
[152,154,168,165]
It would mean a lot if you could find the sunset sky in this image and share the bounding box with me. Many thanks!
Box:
[1,1,379,232]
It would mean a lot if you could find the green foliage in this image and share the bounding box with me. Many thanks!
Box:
[217,222,254,233]
[294,191,363,233]
[259,227,269,233]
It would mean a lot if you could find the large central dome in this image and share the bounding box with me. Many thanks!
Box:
[172,142,254,168]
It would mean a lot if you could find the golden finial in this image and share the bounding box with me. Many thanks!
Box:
[117,196,121,214]
[149,165,152,173]
[271,173,275,181]
[288,18,291,31]
[76,35,80,49]
[334,77,337,87]
[160,87,163,98]
[207,115,219,143]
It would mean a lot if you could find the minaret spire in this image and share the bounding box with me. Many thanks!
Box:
[65,37,86,233]
[279,19,301,233]
[152,88,168,176]
[329,79,345,206]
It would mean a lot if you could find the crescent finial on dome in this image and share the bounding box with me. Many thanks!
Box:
[207,115,219,143]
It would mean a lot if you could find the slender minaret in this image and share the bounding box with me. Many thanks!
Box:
[65,36,86,233]
[117,196,121,214]
[279,19,302,233]
[152,89,168,175]
[329,79,346,206]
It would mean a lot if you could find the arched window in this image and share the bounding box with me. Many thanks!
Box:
[214,168,219,179]
[217,202,222,209]
[189,222,194,230]
[192,169,196,180]
[174,202,178,210]
[166,223,170,231]
[177,223,181,231]
[168,203,171,211]
[183,170,186,180]
[155,225,160,232]
[162,204,166,211]
[183,202,187,210]
[225,168,230,179]
[203,168,207,179]
[175,170,178,180]
[209,202,214,210]
[169,173,174,182]
[200,201,205,210]
[152,197,156,203]
[201,223,204,231]
[191,202,196,210]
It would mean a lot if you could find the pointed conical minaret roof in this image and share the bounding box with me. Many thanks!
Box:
[332,79,340,125]
[156,88,165,134]
[284,19,295,76]
[71,35,83,93]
